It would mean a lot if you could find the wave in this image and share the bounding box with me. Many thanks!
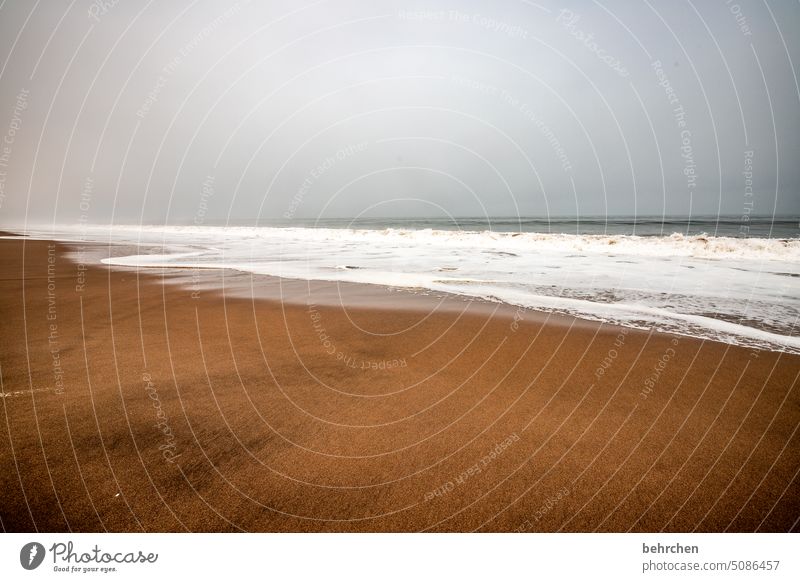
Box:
[43,223,800,261]
[14,224,800,353]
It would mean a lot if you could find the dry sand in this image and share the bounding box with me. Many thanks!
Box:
[1,236,798,532]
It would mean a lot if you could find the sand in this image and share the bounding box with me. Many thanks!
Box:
[0,236,798,532]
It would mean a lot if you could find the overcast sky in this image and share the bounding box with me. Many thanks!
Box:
[0,0,798,226]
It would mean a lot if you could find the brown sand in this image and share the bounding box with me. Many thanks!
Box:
[0,236,798,532]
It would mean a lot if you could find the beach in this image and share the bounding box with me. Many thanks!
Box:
[0,235,798,532]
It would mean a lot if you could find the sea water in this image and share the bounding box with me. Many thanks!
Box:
[16,216,800,354]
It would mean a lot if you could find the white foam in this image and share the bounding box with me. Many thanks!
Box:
[15,224,800,353]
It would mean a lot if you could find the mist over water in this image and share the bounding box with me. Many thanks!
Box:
[1,1,799,226]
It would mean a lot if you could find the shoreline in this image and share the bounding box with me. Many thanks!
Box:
[48,231,630,335]
[9,225,799,355]
[0,236,798,532]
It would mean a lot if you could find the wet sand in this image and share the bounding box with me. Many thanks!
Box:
[0,236,798,532]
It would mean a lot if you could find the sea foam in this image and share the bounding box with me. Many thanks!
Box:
[19,224,800,353]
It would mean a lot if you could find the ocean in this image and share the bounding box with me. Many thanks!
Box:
[15,215,800,354]
[206,215,799,238]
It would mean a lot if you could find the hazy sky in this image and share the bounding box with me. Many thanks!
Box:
[0,0,798,226]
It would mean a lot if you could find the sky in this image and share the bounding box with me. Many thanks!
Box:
[0,0,798,226]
